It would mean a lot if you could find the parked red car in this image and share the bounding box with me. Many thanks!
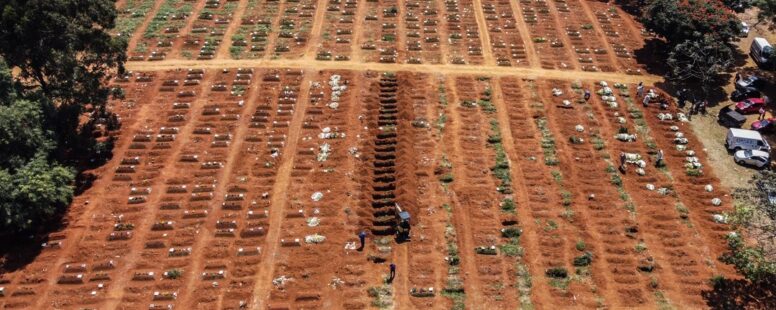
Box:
[735,98,768,114]
[751,118,776,132]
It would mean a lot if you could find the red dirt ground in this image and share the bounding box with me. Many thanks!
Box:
[0,1,747,309]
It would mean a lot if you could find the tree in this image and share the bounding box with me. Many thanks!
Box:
[0,155,74,234]
[642,0,741,44]
[0,58,75,234]
[0,0,125,236]
[753,0,776,24]
[666,35,734,93]
[723,171,776,283]
[0,0,126,160]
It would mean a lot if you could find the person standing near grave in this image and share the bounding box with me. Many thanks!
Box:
[656,149,664,167]
[389,263,396,283]
[619,152,627,173]
[584,89,591,102]
[358,230,367,251]
[636,82,644,98]
[677,89,686,108]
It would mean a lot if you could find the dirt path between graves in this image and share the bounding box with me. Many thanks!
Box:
[126,0,166,53]
[471,0,495,66]
[126,58,661,84]
[248,71,311,310]
[215,0,251,59]
[303,0,329,60]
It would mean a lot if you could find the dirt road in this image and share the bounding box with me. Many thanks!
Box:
[127,58,661,84]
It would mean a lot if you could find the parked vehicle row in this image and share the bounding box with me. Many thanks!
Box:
[726,128,771,168]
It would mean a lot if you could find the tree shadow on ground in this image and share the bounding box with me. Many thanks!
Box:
[0,112,117,273]
[633,38,671,77]
[702,276,776,309]
[0,218,66,273]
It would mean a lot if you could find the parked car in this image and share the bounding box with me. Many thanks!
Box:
[750,37,774,68]
[752,118,776,132]
[734,149,770,168]
[718,105,747,128]
[730,86,761,102]
[726,128,771,152]
[735,97,768,114]
[736,75,766,90]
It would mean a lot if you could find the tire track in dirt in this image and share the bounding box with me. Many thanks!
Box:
[215,0,251,59]
[584,82,718,307]
[262,0,288,60]
[489,78,547,308]
[303,0,329,60]
[430,0,451,64]
[441,76,484,308]
[350,0,368,62]
[500,78,574,307]
[248,71,311,310]
[169,0,208,60]
[385,72,450,309]
[102,69,216,309]
[446,76,520,309]
[126,0,167,53]
[506,0,539,67]
[174,69,264,308]
[542,0,579,70]
[541,79,652,307]
[576,0,623,72]
[125,58,662,84]
[631,88,736,307]
[396,0,408,62]
[26,75,163,309]
[471,0,496,65]
[401,73,450,309]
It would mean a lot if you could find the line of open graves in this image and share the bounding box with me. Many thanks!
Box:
[0,69,314,306]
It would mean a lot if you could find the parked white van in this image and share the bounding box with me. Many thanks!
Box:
[726,128,771,152]
[750,37,773,67]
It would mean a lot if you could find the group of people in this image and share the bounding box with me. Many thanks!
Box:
[677,89,708,119]
[358,230,397,283]
[637,82,671,110]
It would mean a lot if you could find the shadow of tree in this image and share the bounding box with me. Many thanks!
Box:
[702,276,776,309]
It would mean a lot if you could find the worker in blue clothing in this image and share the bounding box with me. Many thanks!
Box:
[388,263,396,283]
[358,230,367,251]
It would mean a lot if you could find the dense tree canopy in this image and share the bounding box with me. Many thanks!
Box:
[0,59,74,234]
[0,0,126,161]
[753,0,776,24]
[642,0,741,44]
[0,0,124,235]
[667,35,734,92]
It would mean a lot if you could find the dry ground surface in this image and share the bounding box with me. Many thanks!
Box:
[0,0,750,309]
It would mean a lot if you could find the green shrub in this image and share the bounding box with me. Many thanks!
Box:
[545,267,568,278]
[573,252,593,267]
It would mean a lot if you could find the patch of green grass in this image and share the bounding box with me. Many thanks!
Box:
[500,237,523,257]
[436,113,447,132]
[544,220,558,231]
[367,285,393,308]
[611,174,622,186]
[576,240,586,251]
[654,290,675,310]
[500,198,516,213]
[635,242,647,253]
[551,170,563,182]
